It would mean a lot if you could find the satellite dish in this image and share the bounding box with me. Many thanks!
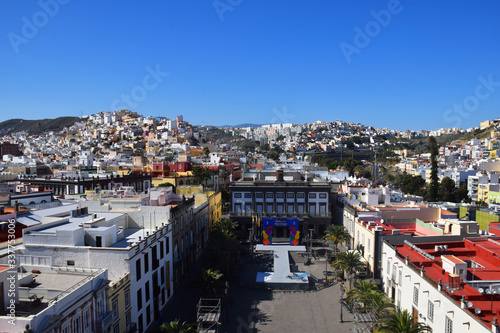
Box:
[487,289,492,295]
[444,284,450,290]
[479,288,485,294]
[475,308,482,315]
[468,301,474,308]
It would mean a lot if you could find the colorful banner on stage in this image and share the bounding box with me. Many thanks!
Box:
[262,219,300,246]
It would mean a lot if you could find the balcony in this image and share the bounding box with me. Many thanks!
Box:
[95,311,114,333]
[229,211,332,219]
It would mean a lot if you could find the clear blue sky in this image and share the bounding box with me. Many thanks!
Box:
[1,0,499,131]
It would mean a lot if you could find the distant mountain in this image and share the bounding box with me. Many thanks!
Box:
[0,117,81,135]
[218,123,263,128]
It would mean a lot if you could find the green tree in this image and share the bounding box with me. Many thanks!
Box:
[334,251,366,290]
[203,146,210,156]
[219,167,230,189]
[322,225,351,253]
[439,177,456,202]
[346,279,378,304]
[375,310,431,333]
[191,165,206,185]
[454,182,470,203]
[193,268,224,298]
[428,136,439,201]
[160,320,197,333]
[344,157,357,177]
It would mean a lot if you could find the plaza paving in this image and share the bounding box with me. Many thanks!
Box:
[155,245,362,333]
[221,249,356,333]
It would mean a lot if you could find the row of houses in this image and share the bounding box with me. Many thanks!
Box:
[0,185,222,333]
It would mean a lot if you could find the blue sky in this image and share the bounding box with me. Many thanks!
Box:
[1,0,499,131]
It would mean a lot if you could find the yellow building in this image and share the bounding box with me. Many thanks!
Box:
[208,191,222,230]
[478,183,490,202]
[480,120,491,129]
[174,186,222,229]
[108,273,132,333]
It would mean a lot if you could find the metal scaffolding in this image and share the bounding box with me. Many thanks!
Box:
[196,298,221,333]
[349,298,379,333]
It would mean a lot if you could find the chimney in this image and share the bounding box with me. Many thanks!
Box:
[461,295,467,309]
[276,169,284,182]
[493,318,499,333]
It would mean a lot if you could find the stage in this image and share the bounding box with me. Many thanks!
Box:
[255,244,309,289]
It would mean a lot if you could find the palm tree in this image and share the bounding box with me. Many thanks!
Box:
[193,268,224,298]
[219,167,230,189]
[344,157,357,177]
[375,310,431,333]
[334,251,366,290]
[368,290,395,319]
[160,320,197,333]
[322,225,351,253]
[216,218,238,234]
[346,279,378,304]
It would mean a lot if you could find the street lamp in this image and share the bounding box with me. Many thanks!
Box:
[339,283,345,323]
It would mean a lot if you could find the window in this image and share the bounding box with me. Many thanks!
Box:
[62,325,70,333]
[297,192,305,199]
[256,204,263,213]
[398,270,402,285]
[235,204,242,213]
[287,204,294,213]
[137,289,143,310]
[125,289,130,309]
[146,281,150,301]
[445,316,452,333]
[146,305,151,324]
[113,324,119,333]
[138,314,143,332]
[309,193,317,199]
[413,286,419,306]
[256,192,264,198]
[166,237,170,254]
[362,234,365,247]
[397,289,401,309]
[368,239,371,252]
[266,192,274,199]
[319,193,327,199]
[428,301,434,322]
[136,259,141,281]
[266,204,273,213]
[234,193,242,198]
[126,312,131,331]
[67,260,75,266]
[144,252,149,274]
[244,193,252,198]
[160,241,164,259]
[112,299,118,319]
[319,204,327,215]
[308,204,316,214]
[286,193,294,199]
[84,308,91,331]
[73,317,81,333]
[297,204,304,213]
[276,205,283,213]
[152,245,159,270]
[277,192,284,198]
[161,267,165,285]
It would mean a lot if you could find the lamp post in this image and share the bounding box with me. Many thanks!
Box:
[339,283,345,323]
